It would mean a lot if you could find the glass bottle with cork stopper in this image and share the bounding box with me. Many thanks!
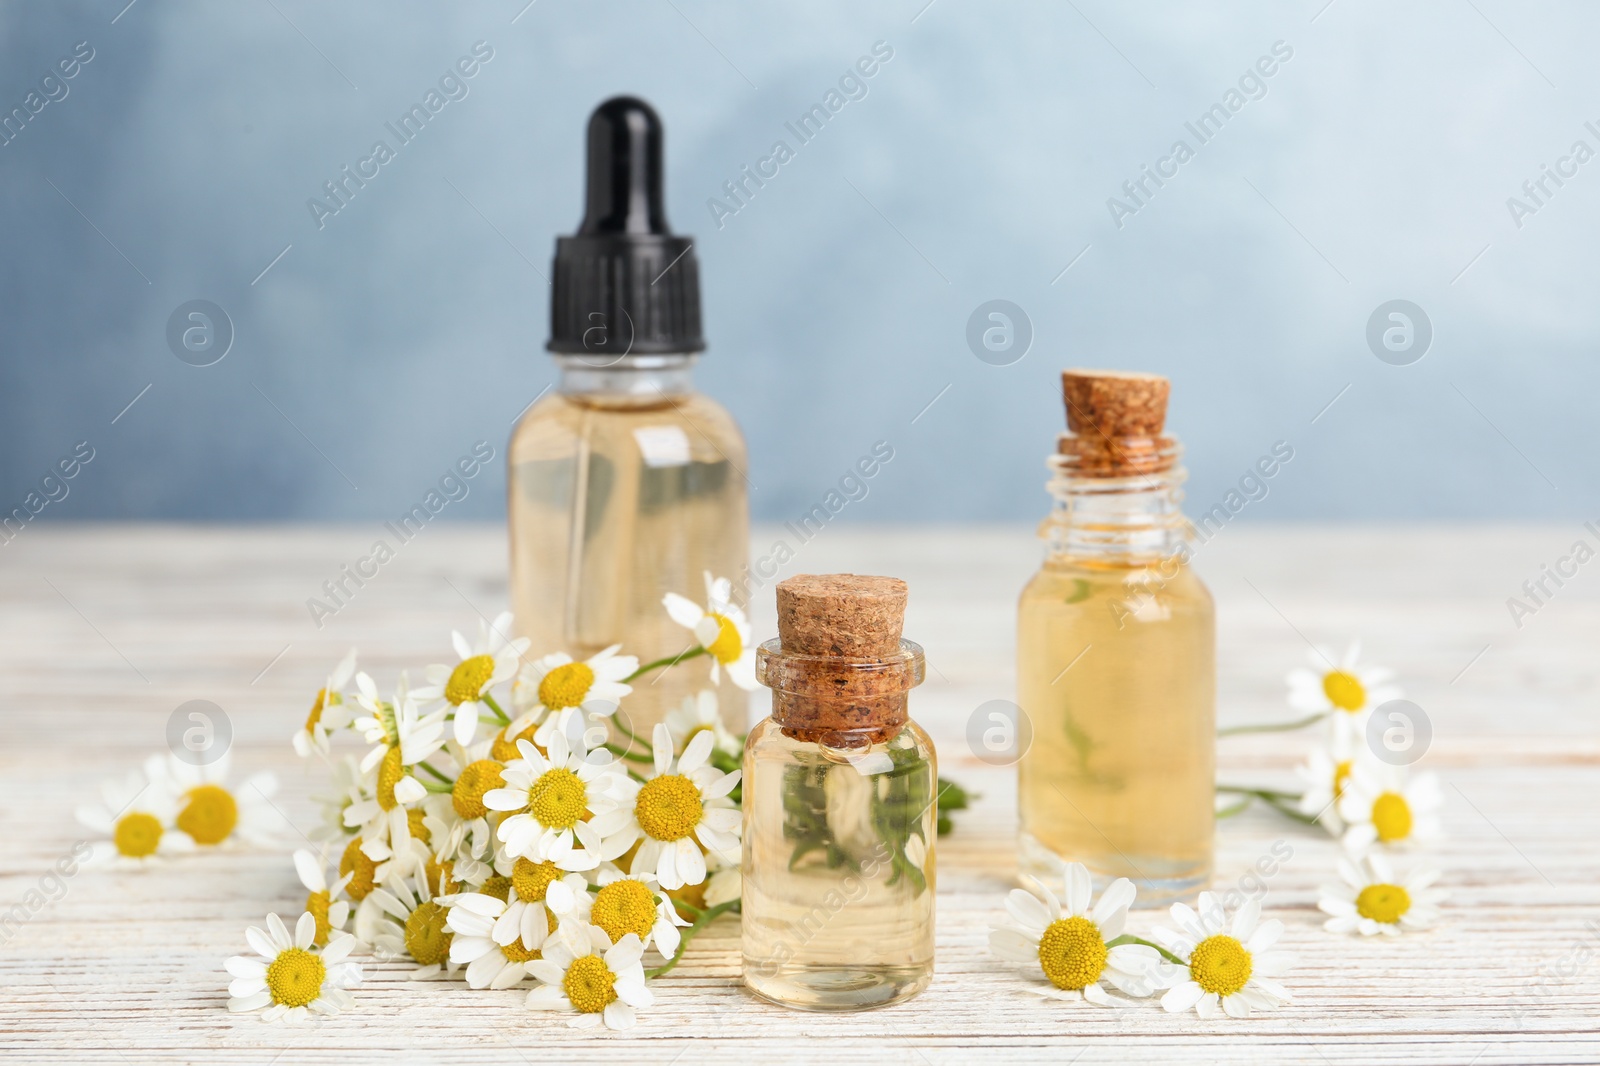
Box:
[743,574,937,1011]
[1016,369,1215,905]
[508,96,749,741]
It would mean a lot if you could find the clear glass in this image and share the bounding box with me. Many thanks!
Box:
[743,640,937,1011]
[1016,446,1215,906]
[508,354,749,738]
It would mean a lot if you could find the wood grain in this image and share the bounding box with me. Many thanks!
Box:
[0,524,1596,1065]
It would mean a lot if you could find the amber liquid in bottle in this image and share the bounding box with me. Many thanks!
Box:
[1017,556,1214,902]
[508,358,749,738]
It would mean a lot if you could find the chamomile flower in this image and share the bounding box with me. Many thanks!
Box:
[1295,730,1360,833]
[988,865,1160,1005]
[75,763,191,866]
[483,726,632,870]
[156,751,282,848]
[1287,642,1401,742]
[592,724,741,890]
[293,848,353,947]
[548,866,689,957]
[346,674,446,861]
[1318,853,1446,936]
[663,572,757,690]
[521,646,638,744]
[664,689,741,759]
[443,859,581,988]
[525,921,652,1030]
[412,612,529,746]
[356,866,457,979]
[1152,894,1292,1019]
[226,912,361,1022]
[293,649,358,758]
[1338,761,1442,852]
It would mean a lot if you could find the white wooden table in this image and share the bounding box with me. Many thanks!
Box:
[1,525,1595,1065]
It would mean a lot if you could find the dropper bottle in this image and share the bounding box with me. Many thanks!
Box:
[508,96,749,738]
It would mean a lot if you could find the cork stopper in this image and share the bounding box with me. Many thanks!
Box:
[776,574,907,658]
[1058,368,1176,477]
[762,574,920,745]
[1062,369,1169,436]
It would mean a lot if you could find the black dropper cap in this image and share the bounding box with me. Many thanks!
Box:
[548,96,704,356]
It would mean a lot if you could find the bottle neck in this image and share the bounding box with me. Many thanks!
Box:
[1039,443,1193,565]
[555,353,696,397]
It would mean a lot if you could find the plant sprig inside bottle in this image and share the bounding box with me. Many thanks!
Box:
[755,575,938,896]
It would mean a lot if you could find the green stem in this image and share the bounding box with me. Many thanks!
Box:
[1215,794,1252,819]
[623,645,708,684]
[417,761,455,785]
[647,899,739,979]
[1216,784,1300,800]
[1257,792,1320,825]
[420,779,453,794]
[603,742,654,764]
[1217,786,1319,825]
[1106,934,1184,967]
[1217,711,1327,738]
[481,693,512,725]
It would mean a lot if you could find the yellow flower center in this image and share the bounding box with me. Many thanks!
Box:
[403,900,452,967]
[513,858,563,903]
[501,937,542,964]
[339,838,378,900]
[1355,882,1412,924]
[1372,791,1413,843]
[305,688,334,732]
[480,874,512,902]
[445,654,496,706]
[425,857,454,897]
[1035,915,1108,991]
[265,947,326,1008]
[305,889,333,946]
[377,747,405,812]
[1333,760,1353,798]
[529,768,588,830]
[591,880,658,945]
[406,807,430,844]
[113,811,163,858]
[1322,670,1367,712]
[1189,934,1253,997]
[177,784,238,845]
[634,774,702,842]
[453,759,506,820]
[705,613,742,664]
[491,726,541,763]
[562,954,618,1014]
[538,662,595,711]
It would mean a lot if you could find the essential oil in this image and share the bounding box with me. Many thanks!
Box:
[1016,370,1215,905]
[508,97,749,738]
[743,574,937,1011]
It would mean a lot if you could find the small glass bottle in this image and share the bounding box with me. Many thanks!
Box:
[1016,370,1215,905]
[508,97,748,739]
[743,574,937,1011]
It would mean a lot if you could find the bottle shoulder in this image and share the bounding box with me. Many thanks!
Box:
[510,387,747,461]
[745,717,936,762]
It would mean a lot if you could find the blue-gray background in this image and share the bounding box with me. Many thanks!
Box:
[1,0,1593,525]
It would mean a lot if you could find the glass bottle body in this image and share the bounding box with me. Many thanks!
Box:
[1016,453,1215,905]
[742,719,937,1010]
[508,356,749,738]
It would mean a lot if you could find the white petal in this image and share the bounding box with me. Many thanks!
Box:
[1162,981,1205,1013]
[1064,863,1092,916]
